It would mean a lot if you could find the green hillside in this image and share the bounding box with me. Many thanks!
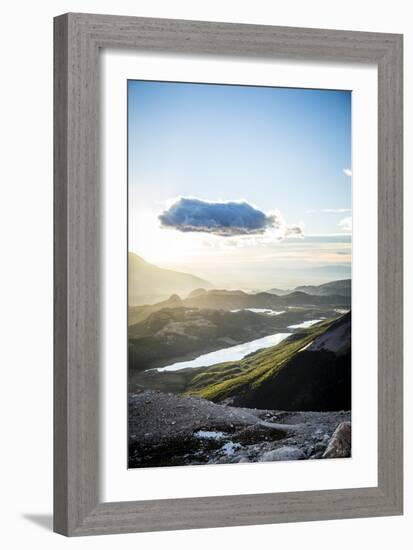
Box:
[186,313,351,411]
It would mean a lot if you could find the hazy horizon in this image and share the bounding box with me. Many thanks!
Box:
[128,80,352,289]
[129,249,350,292]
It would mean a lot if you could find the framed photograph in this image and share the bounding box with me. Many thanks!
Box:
[54,13,403,536]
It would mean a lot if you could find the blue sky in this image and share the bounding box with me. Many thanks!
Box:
[128,80,352,289]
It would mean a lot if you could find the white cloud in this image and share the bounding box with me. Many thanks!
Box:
[343,168,352,177]
[159,197,276,236]
[159,197,304,242]
[339,216,352,232]
[321,208,352,213]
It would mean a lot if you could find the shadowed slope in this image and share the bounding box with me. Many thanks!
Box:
[187,313,351,412]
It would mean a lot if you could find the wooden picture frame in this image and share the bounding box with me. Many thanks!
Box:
[54,13,403,536]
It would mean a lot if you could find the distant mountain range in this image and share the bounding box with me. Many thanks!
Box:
[128,253,351,308]
[128,253,212,306]
[182,288,350,310]
[268,279,351,297]
[128,288,350,325]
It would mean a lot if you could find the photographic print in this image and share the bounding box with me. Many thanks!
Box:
[127,80,352,468]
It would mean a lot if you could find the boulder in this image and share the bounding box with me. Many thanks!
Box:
[322,421,351,458]
[262,446,306,462]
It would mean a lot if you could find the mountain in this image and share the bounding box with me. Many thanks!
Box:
[187,313,351,412]
[181,288,350,310]
[294,279,351,296]
[128,253,212,306]
[266,287,291,296]
[282,279,351,297]
[267,279,351,298]
[128,294,184,326]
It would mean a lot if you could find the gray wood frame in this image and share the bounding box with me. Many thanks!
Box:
[54,13,403,536]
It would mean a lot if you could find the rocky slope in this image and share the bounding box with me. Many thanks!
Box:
[128,388,351,468]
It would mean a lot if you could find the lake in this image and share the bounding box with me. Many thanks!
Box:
[230,308,286,316]
[155,332,291,372]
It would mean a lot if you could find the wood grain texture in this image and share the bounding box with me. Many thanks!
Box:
[377,33,403,506]
[53,13,403,536]
[53,14,69,536]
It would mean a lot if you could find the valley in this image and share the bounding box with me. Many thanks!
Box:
[127,259,352,468]
[128,303,344,371]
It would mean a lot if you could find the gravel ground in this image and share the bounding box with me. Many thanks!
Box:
[128,389,351,467]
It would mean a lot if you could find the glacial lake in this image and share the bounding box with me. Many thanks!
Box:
[230,308,286,316]
[155,332,291,372]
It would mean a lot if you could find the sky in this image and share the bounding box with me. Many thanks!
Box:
[128,80,352,290]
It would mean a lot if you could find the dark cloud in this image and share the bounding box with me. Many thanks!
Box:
[159,198,278,237]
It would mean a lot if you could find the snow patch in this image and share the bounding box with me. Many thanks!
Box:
[231,308,286,316]
[194,430,224,440]
[220,441,241,456]
[299,341,314,352]
[288,319,323,330]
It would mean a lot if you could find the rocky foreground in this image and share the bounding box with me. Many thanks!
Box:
[128,388,351,468]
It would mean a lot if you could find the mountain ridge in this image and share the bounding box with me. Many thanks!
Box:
[268,279,351,297]
[128,253,212,306]
[182,288,350,310]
